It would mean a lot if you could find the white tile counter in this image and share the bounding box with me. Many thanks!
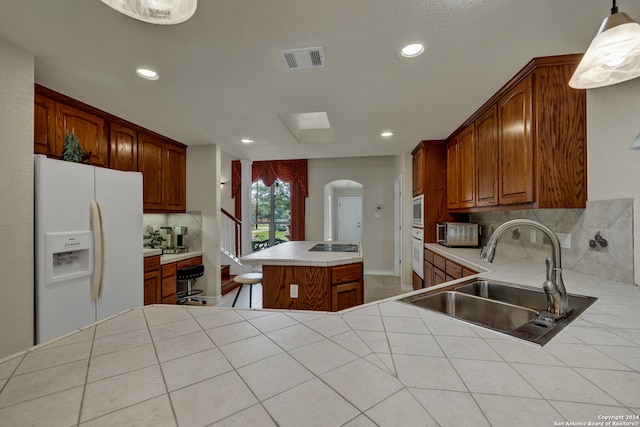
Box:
[241,241,363,267]
[1,250,638,426]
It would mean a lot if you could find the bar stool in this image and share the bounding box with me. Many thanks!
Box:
[232,272,262,308]
[177,264,206,305]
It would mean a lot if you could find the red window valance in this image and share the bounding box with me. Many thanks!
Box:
[231,159,307,241]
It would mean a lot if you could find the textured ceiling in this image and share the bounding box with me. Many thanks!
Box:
[1,0,639,160]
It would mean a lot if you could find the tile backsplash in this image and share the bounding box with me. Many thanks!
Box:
[143,211,202,251]
[470,198,634,284]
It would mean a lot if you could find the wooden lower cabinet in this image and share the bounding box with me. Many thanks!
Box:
[412,272,423,291]
[262,262,363,311]
[422,248,477,288]
[143,255,161,305]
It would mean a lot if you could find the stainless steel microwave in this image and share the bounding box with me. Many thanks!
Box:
[436,222,479,247]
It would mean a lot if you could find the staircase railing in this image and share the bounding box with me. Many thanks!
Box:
[221,208,241,260]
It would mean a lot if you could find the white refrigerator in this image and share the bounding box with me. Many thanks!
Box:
[34,155,143,344]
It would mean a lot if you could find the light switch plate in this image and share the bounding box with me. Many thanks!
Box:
[290,284,299,298]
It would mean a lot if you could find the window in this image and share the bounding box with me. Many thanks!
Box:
[251,179,290,251]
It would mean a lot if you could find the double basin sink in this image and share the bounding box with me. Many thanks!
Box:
[401,279,597,345]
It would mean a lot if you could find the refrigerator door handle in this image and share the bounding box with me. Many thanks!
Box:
[89,200,107,300]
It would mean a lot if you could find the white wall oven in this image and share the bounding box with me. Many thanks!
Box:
[411,228,424,279]
[412,195,424,228]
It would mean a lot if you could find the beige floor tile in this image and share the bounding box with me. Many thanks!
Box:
[161,348,232,392]
[81,365,166,422]
[321,358,403,411]
[87,343,157,383]
[393,354,466,391]
[549,400,630,423]
[263,378,359,427]
[219,334,283,368]
[544,342,631,370]
[342,414,378,427]
[378,301,420,318]
[95,310,147,338]
[144,306,192,327]
[512,363,619,405]
[41,327,95,349]
[342,313,384,331]
[383,316,430,334]
[355,330,390,354]
[0,355,22,380]
[410,388,491,427]
[284,311,328,323]
[473,393,562,427]
[237,353,315,400]
[266,323,324,351]
[484,338,565,365]
[15,340,92,375]
[80,395,177,427]
[154,331,216,363]
[205,320,262,346]
[0,359,88,408]
[211,404,277,427]
[171,371,257,427]
[365,389,438,427]
[289,339,358,376]
[0,386,83,427]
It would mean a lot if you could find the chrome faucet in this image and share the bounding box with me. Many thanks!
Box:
[480,219,569,317]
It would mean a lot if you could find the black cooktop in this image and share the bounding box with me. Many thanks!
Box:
[309,243,359,252]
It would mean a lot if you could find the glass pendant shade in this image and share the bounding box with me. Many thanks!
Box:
[100,0,197,25]
[630,132,640,150]
[569,11,640,89]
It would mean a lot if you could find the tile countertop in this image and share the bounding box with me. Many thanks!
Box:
[1,250,639,426]
[241,240,363,267]
[143,248,203,265]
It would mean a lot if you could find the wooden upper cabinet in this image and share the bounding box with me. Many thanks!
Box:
[412,146,424,196]
[109,122,138,171]
[458,125,475,208]
[163,143,186,212]
[446,137,460,209]
[447,124,475,209]
[498,75,533,205]
[34,93,57,156]
[139,132,165,211]
[57,103,108,167]
[139,132,186,213]
[474,105,498,207]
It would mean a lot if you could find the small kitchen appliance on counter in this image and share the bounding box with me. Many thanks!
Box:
[436,222,480,247]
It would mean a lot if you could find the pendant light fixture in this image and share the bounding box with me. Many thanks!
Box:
[100,0,197,25]
[569,0,640,89]
[629,132,640,150]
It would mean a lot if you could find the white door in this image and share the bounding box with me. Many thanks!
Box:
[338,197,362,242]
[95,167,144,319]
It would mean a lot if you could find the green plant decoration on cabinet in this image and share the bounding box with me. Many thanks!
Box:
[61,129,83,163]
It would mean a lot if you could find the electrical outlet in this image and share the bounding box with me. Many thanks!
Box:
[529,229,537,243]
[290,284,298,298]
[556,232,571,249]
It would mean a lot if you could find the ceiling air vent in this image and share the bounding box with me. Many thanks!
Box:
[278,47,325,70]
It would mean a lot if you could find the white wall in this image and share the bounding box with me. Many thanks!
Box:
[0,38,35,357]
[307,156,396,274]
[395,154,413,288]
[587,77,640,284]
[186,145,221,298]
[219,150,236,214]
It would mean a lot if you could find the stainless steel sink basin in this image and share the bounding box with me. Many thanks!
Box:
[402,278,597,345]
[410,291,538,332]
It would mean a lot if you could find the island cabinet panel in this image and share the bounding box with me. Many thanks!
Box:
[262,262,363,312]
[109,122,138,171]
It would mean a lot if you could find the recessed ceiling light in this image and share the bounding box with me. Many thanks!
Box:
[381,131,394,137]
[136,68,159,80]
[400,43,425,58]
[241,139,254,144]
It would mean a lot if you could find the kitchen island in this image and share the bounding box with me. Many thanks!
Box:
[240,241,364,312]
[1,248,639,426]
